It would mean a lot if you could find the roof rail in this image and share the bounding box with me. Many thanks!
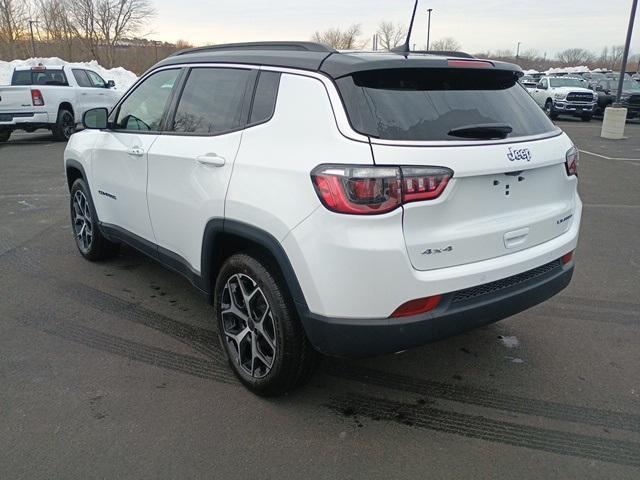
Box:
[172,41,336,56]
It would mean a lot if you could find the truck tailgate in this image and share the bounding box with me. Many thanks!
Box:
[0,87,34,114]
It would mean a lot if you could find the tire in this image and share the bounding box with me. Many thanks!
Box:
[52,109,75,141]
[580,115,592,122]
[214,252,319,396]
[544,100,558,120]
[0,130,10,142]
[70,178,119,261]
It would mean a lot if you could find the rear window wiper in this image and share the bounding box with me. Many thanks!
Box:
[447,123,513,140]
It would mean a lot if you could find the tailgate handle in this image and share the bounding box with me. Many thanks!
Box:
[504,228,529,249]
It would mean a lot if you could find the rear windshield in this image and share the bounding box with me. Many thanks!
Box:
[336,68,556,141]
[11,69,68,86]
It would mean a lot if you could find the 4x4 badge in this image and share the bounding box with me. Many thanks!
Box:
[422,246,453,255]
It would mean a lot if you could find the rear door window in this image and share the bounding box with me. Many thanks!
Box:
[171,68,252,135]
[337,69,557,141]
[249,71,281,125]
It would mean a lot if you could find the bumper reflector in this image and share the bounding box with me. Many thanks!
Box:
[390,295,442,318]
[561,251,574,265]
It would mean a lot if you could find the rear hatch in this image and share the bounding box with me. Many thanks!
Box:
[337,64,578,271]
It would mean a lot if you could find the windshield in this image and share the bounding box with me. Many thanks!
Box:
[549,78,587,88]
[336,68,557,141]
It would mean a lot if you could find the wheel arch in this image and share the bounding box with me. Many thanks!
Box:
[65,159,88,192]
[59,101,75,120]
[202,219,309,316]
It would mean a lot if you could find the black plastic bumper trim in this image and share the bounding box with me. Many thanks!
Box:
[301,263,574,358]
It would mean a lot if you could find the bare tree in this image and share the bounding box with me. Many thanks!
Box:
[175,39,193,50]
[95,0,155,67]
[429,37,461,52]
[0,0,28,57]
[557,48,595,66]
[67,0,102,62]
[312,24,363,50]
[37,0,76,59]
[608,45,625,70]
[376,21,406,51]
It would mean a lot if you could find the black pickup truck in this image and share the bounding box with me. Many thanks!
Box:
[593,79,640,118]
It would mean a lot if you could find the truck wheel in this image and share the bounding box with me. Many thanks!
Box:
[0,130,10,142]
[544,100,558,120]
[214,252,319,396]
[70,178,120,261]
[52,109,75,141]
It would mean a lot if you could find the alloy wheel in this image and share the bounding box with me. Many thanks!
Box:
[63,113,75,139]
[72,190,93,253]
[221,273,277,378]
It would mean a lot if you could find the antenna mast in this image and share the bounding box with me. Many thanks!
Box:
[402,0,420,54]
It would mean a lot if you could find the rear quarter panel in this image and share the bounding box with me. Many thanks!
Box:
[225,72,374,241]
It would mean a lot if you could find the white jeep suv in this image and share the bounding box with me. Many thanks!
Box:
[64,42,581,395]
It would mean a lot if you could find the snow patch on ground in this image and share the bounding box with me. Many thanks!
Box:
[0,57,138,90]
[498,335,520,348]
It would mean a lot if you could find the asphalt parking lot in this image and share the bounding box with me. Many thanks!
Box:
[1,121,639,479]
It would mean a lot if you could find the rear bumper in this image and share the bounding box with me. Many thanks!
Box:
[0,112,50,128]
[302,260,574,358]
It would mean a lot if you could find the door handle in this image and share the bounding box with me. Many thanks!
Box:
[128,146,144,157]
[196,153,226,167]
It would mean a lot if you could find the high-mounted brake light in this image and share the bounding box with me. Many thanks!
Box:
[565,146,578,176]
[31,65,46,71]
[447,59,493,69]
[311,165,452,215]
[391,295,442,318]
[31,89,44,106]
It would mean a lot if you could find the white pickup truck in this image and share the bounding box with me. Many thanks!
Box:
[529,76,597,122]
[0,65,122,142]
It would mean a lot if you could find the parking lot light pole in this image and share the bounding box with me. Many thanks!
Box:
[426,8,433,50]
[614,0,638,105]
[516,42,522,60]
[602,0,638,139]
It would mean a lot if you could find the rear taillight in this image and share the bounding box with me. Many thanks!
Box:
[31,89,44,106]
[390,295,442,318]
[311,165,452,215]
[565,146,578,176]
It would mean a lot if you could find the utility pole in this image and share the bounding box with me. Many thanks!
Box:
[615,0,638,105]
[426,8,433,50]
[516,41,522,60]
[28,20,39,58]
[154,41,159,62]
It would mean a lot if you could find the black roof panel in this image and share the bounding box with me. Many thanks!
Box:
[153,42,521,79]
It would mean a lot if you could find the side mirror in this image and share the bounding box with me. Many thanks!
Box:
[106,80,115,88]
[538,83,547,90]
[83,108,109,129]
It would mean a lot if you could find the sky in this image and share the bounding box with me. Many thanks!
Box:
[148,0,639,57]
